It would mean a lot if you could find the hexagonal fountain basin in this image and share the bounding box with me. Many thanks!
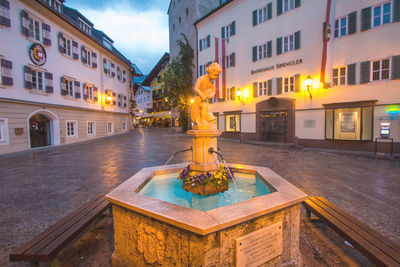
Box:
[139,171,276,211]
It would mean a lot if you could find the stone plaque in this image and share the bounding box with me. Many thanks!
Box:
[14,128,24,135]
[235,222,282,267]
[304,119,316,128]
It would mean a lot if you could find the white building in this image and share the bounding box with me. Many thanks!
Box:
[0,0,138,155]
[195,0,400,153]
[134,85,151,118]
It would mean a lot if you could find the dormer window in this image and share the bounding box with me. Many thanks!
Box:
[44,0,62,12]
[78,18,91,35]
[103,38,112,50]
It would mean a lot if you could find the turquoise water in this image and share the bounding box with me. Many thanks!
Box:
[139,172,275,211]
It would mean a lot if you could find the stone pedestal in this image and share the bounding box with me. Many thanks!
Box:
[187,129,222,172]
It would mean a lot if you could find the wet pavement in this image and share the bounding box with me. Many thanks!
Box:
[0,127,399,266]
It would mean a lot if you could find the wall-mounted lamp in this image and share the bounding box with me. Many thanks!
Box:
[235,88,249,105]
[304,76,313,99]
[189,98,194,104]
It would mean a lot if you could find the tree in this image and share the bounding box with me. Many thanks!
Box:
[162,34,194,131]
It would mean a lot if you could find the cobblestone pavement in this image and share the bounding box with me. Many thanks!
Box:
[1,127,399,266]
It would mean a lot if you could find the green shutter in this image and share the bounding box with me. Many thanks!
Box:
[360,61,370,84]
[231,53,235,67]
[394,0,400,22]
[276,78,282,94]
[277,0,282,16]
[347,63,356,85]
[268,79,272,95]
[199,40,203,51]
[221,26,225,38]
[253,82,258,97]
[277,37,282,55]
[295,0,300,8]
[294,31,300,49]
[361,7,371,31]
[267,40,272,57]
[348,11,357,34]
[294,74,301,92]
[267,2,272,20]
[392,55,400,79]
[199,65,203,76]
[207,35,210,48]
[252,10,258,26]
[252,46,257,62]
[231,20,236,35]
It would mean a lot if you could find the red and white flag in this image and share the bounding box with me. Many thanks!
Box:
[320,0,336,84]
[214,37,227,99]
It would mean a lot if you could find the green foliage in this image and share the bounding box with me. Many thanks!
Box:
[162,34,194,131]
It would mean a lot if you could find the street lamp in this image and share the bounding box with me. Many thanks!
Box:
[304,76,313,99]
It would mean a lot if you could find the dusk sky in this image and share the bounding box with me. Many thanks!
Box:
[66,0,170,74]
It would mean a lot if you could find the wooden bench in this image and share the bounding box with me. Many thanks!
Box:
[9,193,111,266]
[303,196,400,267]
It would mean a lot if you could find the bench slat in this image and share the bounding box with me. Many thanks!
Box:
[315,197,400,253]
[303,198,398,266]
[22,195,107,262]
[9,194,105,262]
[36,199,110,261]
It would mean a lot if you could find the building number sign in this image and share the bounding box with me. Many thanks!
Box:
[29,43,47,66]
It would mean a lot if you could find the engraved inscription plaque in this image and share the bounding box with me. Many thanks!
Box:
[235,222,282,267]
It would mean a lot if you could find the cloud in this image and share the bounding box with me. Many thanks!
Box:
[68,1,170,73]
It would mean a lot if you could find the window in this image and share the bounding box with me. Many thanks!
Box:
[79,19,91,34]
[66,120,77,137]
[45,0,61,12]
[225,113,240,132]
[373,2,391,27]
[84,83,94,100]
[63,77,74,96]
[0,118,9,145]
[123,122,127,131]
[372,58,390,81]
[325,107,373,141]
[199,62,212,76]
[185,8,189,16]
[222,21,235,38]
[82,48,91,66]
[63,36,72,57]
[107,122,114,133]
[334,16,347,37]
[283,0,295,13]
[28,17,41,41]
[284,76,294,92]
[103,38,112,50]
[104,59,111,75]
[333,67,346,86]
[31,70,44,91]
[283,34,294,53]
[0,2,10,27]
[259,81,268,96]
[87,121,95,135]
[225,53,235,68]
[227,87,236,101]
[199,35,210,51]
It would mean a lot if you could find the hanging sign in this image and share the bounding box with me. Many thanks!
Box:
[29,43,47,66]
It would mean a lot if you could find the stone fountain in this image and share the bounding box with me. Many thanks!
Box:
[106,63,307,266]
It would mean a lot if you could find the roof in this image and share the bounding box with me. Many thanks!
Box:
[141,86,151,92]
[132,64,143,76]
[35,0,133,67]
[133,75,148,86]
[194,0,235,26]
[142,53,170,86]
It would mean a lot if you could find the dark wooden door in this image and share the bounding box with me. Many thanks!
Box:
[260,111,287,142]
[29,114,51,148]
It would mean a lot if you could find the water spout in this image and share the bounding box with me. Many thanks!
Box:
[164,147,192,165]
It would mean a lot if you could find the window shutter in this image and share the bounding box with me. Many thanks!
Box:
[277,0,283,16]
[252,82,258,97]
[295,0,301,8]
[267,40,272,57]
[231,53,235,67]
[111,63,115,77]
[394,0,400,22]
[268,79,272,95]
[199,65,203,75]
[1,59,13,86]
[252,10,258,26]
[322,22,326,42]
[60,77,67,95]
[294,74,301,92]
[24,65,32,89]
[392,55,400,79]
[277,37,282,55]
[93,86,98,102]
[83,83,88,99]
[42,23,51,46]
[117,66,121,80]
[112,91,116,105]
[360,61,370,84]
[221,26,225,39]
[21,10,29,37]
[91,52,97,68]
[276,77,282,94]
[103,58,107,73]
[267,3,272,20]
[361,7,371,31]
[80,45,87,63]
[58,33,65,53]
[123,70,126,82]
[44,72,53,93]
[0,0,10,27]
[231,20,236,35]
[199,39,203,51]
[348,11,357,35]
[69,41,77,59]
[74,81,81,98]
[207,35,210,48]
[347,63,356,85]
[252,46,257,62]
[124,95,127,107]
[118,94,122,106]
[294,31,301,49]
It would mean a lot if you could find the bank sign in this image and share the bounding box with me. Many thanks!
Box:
[251,58,303,75]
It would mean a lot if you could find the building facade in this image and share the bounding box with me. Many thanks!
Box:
[195,0,400,152]
[133,85,151,122]
[0,0,137,155]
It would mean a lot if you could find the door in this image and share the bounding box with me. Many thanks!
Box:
[29,114,51,148]
[260,111,287,142]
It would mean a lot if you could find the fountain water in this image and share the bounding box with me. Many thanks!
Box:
[106,63,307,266]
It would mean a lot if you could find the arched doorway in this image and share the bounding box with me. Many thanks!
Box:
[29,114,51,148]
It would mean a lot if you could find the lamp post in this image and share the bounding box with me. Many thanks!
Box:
[304,76,313,99]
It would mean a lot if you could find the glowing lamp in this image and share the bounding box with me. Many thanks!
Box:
[236,90,242,97]
[190,98,194,104]
[106,96,112,102]
[304,76,313,99]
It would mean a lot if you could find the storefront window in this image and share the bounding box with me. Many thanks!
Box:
[325,107,373,141]
[225,114,240,132]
